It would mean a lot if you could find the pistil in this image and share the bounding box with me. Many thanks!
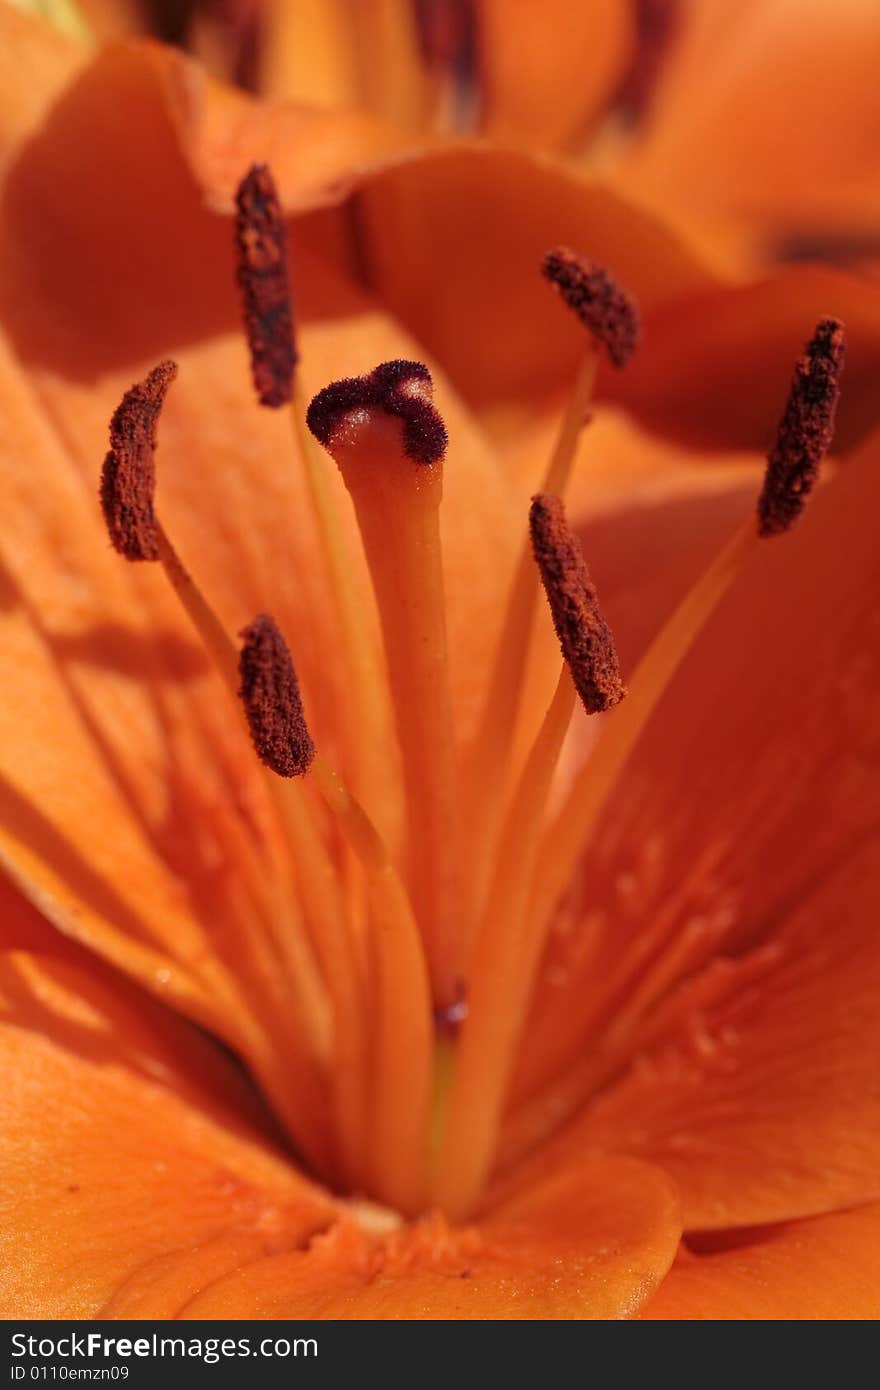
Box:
[306,362,460,1009]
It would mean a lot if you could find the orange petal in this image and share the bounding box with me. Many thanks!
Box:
[613,265,880,452]
[508,430,880,1228]
[175,1156,680,1319]
[0,3,86,150]
[0,871,72,954]
[537,843,880,1231]
[0,333,241,1012]
[623,0,880,256]
[0,950,336,1318]
[641,1205,880,1320]
[475,0,634,149]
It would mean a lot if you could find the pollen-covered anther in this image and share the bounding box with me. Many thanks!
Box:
[99,360,178,562]
[238,614,315,777]
[757,317,846,537]
[234,163,297,408]
[530,493,625,715]
[542,247,640,368]
[305,359,448,465]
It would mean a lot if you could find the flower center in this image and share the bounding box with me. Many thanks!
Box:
[97,162,844,1223]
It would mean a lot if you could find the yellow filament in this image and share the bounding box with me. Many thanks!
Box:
[309,756,433,1215]
[154,522,240,689]
[459,348,599,952]
[267,775,369,1186]
[435,667,577,1219]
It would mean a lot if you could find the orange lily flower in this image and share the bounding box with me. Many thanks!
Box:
[2,6,880,1320]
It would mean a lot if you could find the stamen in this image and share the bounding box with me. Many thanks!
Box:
[99,362,241,686]
[230,604,432,1208]
[528,521,757,980]
[758,317,846,537]
[529,493,625,715]
[458,255,637,958]
[235,603,430,1204]
[238,614,315,778]
[99,360,177,561]
[527,317,846,1008]
[542,248,640,368]
[235,617,379,1187]
[307,361,458,1009]
[234,163,297,408]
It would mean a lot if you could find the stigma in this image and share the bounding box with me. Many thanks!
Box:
[306,359,448,465]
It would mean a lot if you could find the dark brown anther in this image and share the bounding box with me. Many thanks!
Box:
[305,359,448,465]
[100,360,178,562]
[530,493,625,715]
[234,164,297,408]
[238,614,315,778]
[542,248,640,368]
[758,318,846,537]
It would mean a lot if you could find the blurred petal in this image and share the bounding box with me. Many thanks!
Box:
[259,0,360,106]
[475,0,634,149]
[624,0,880,255]
[176,1156,680,1318]
[0,1,87,143]
[642,1205,880,1320]
[613,266,880,452]
[259,0,427,127]
[0,951,335,1318]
